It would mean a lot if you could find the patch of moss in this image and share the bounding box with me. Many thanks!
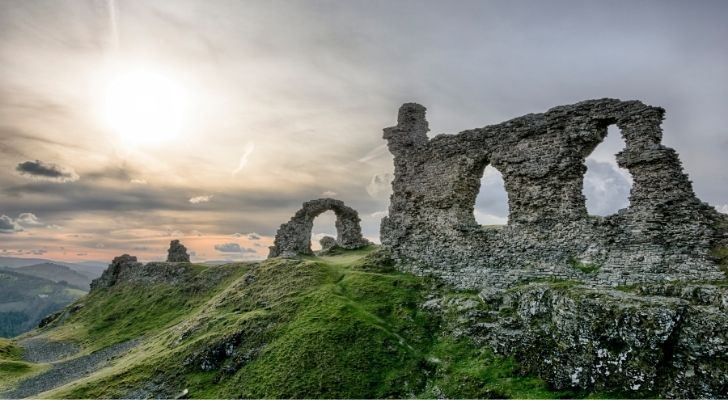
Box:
[710,246,728,276]
[568,256,601,274]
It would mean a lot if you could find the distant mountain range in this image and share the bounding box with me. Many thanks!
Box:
[14,263,94,291]
[0,256,107,281]
[0,257,108,338]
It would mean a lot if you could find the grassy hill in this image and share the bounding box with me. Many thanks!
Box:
[0,269,86,338]
[0,247,590,398]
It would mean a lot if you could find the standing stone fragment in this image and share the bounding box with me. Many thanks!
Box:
[167,239,190,262]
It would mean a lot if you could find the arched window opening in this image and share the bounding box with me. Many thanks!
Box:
[474,165,509,226]
[583,125,633,216]
[311,210,337,250]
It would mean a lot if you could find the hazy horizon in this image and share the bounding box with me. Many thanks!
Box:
[1,0,727,263]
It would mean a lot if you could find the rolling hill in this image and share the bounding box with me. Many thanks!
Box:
[0,269,86,338]
[15,263,93,291]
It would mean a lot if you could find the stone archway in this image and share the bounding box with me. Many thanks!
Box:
[268,198,370,258]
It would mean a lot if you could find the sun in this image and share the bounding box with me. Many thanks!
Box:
[102,68,190,146]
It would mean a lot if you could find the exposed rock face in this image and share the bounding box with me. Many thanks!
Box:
[268,198,370,258]
[90,254,208,291]
[167,239,190,262]
[435,282,728,398]
[319,236,337,252]
[381,99,727,288]
[90,254,143,291]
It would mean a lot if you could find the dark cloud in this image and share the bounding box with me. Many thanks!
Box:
[0,215,22,233]
[15,160,79,182]
[214,242,256,253]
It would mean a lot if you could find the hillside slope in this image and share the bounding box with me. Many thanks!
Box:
[1,247,725,398]
[0,269,86,338]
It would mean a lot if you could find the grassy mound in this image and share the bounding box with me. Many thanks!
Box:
[32,248,592,398]
[0,338,48,391]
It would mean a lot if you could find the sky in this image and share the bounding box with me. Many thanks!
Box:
[1,0,727,263]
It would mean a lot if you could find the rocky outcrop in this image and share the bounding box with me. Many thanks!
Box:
[428,281,728,398]
[167,240,190,262]
[90,254,143,291]
[269,198,370,258]
[90,254,199,291]
[382,99,726,288]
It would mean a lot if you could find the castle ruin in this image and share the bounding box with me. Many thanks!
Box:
[381,99,726,288]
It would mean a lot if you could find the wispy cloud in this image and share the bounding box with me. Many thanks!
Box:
[233,143,256,175]
[189,195,214,204]
[366,173,393,198]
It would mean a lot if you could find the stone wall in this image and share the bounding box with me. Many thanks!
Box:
[381,99,727,289]
[268,198,370,258]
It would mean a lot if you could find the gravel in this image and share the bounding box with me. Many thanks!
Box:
[0,339,138,399]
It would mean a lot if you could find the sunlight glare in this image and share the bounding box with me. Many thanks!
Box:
[103,68,189,146]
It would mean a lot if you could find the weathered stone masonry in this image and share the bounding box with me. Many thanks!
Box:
[381,99,727,288]
[269,198,370,258]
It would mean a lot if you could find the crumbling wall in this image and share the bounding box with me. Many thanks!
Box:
[268,198,370,258]
[381,99,726,288]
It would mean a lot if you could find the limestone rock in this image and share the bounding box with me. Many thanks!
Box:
[438,282,728,398]
[167,240,190,263]
[319,236,337,252]
[90,254,142,291]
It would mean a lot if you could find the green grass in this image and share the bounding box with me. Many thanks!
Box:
[0,338,21,361]
[48,263,249,351]
[0,338,48,391]
[40,248,605,398]
[710,246,728,276]
[568,256,601,274]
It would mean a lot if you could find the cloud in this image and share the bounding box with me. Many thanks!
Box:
[247,232,261,240]
[16,212,43,226]
[189,195,214,204]
[716,204,728,214]
[474,210,508,225]
[233,143,256,175]
[0,215,22,233]
[366,173,393,198]
[582,159,633,216]
[130,179,147,185]
[15,160,79,182]
[232,232,261,240]
[214,242,256,253]
[358,144,389,163]
[322,190,337,197]
[370,210,388,218]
